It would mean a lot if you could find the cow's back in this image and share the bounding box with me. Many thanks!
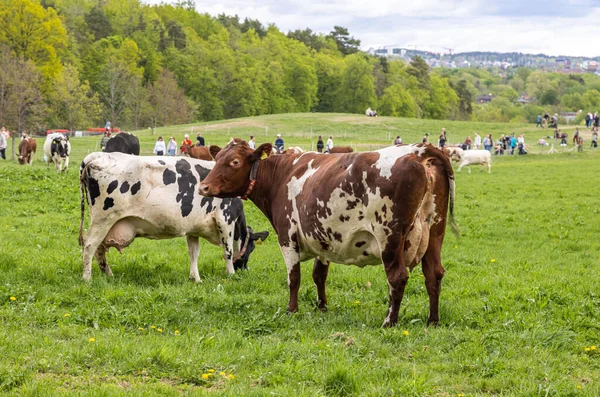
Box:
[105,134,140,155]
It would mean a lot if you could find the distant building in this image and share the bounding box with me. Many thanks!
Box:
[476,94,493,104]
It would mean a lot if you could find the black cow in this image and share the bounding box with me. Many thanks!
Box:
[104,133,140,155]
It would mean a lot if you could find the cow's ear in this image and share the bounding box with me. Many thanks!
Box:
[251,143,272,162]
[250,231,269,244]
[209,145,221,159]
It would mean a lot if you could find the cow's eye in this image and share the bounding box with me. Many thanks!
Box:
[231,159,240,166]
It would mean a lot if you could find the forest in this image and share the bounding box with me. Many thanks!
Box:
[1,0,600,133]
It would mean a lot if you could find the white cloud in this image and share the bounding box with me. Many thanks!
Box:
[147,0,600,56]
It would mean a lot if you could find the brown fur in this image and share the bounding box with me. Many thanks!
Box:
[18,138,36,165]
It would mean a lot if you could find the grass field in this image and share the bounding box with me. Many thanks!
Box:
[1,114,599,395]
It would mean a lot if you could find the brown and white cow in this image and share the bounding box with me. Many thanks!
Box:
[18,137,37,165]
[183,144,222,161]
[199,140,456,327]
[327,146,353,154]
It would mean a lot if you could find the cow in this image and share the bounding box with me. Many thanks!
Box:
[18,137,37,165]
[43,133,71,171]
[183,144,222,161]
[327,146,354,154]
[79,152,268,282]
[447,147,491,174]
[104,133,140,155]
[199,139,456,327]
[283,146,305,155]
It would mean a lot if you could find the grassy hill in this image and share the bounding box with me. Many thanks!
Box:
[0,114,598,395]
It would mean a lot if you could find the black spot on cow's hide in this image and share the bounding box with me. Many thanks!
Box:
[120,181,130,193]
[158,160,166,165]
[163,169,176,185]
[363,251,369,256]
[131,181,141,195]
[346,199,360,210]
[291,232,300,253]
[320,241,329,251]
[333,232,342,242]
[107,180,118,194]
[339,214,350,222]
[195,164,210,181]
[200,197,215,213]
[87,178,101,206]
[175,159,196,217]
[103,197,114,210]
[355,241,366,247]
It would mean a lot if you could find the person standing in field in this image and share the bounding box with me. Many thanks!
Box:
[394,136,402,145]
[483,134,491,151]
[573,128,580,146]
[248,135,256,149]
[536,114,543,128]
[316,135,324,153]
[438,128,447,149]
[422,134,429,144]
[100,131,111,151]
[591,128,598,148]
[196,133,205,147]
[274,134,284,153]
[167,137,177,156]
[154,137,166,156]
[105,120,111,133]
[0,130,6,160]
[326,136,334,153]
[180,134,193,154]
[474,132,481,149]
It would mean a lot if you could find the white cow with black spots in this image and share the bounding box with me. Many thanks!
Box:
[79,152,268,281]
[44,133,71,172]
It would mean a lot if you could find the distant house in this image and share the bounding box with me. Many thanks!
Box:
[516,95,533,104]
[476,94,493,104]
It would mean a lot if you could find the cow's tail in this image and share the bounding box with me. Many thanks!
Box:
[79,161,89,246]
[422,144,459,237]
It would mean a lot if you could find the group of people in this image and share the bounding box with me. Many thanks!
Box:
[454,131,527,155]
[584,112,600,128]
[365,107,378,117]
[536,113,559,129]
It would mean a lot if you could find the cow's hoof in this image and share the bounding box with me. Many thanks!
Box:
[189,277,202,283]
[286,307,299,314]
[427,319,440,327]
[381,319,397,328]
[316,301,328,312]
[82,275,92,282]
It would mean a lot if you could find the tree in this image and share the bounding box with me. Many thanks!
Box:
[97,58,139,127]
[148,68,193,126]
[49,63,101,132]
[85,4,112,41]
[327,26,360,55]
[338,54,375,113]
[379,83,416,118]
[452,79,473,119]
[424,75,458,119]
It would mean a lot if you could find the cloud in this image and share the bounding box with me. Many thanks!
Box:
[147,0,600,56]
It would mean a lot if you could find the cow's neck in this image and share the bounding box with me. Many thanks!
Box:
[247,155,292,221]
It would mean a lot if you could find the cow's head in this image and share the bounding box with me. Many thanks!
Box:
[18,139,28,164]
[199,138,272,198]
[52,137,69,158]
[232,227,270,271]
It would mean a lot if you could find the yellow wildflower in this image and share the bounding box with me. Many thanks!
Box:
[591,346,596,350]
[584,347,590,352]
[89,337,95,343]
[208,369,215,373]
[150,325,156,329]
[201,374,209,379]
[157,328,163,333]
[9,296,16,301]
[227,374,235,380]
[490,259,496,263]
[219,372,226,376]
[454,246,458,248]
[577,385,582,389]
[174,330,180,335]
[458,394,464,397]
[138,327,144,331]
[64,313,70,317]
[354,300,360,305]
[402,330,409,336]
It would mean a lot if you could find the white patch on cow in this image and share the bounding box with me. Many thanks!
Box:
[280,245,300,285]
[287,160,319,201]
[373,145,426,179]
[292,152,312,166]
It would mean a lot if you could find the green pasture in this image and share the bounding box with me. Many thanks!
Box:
[0,114,599,395]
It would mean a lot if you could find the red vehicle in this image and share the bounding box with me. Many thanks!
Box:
[87,127,122,135]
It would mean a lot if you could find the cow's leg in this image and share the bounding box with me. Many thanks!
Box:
[94,244,113,276]
[82,223,114,281]
[312,257,330,311]
[467,164,471,174]
[186,235,201,282]
[457,161,464,173]
[487,162,491,174]
[421,236,445,326]
[218,226,235,275]
[382,239,409,328]
[281,245,301,313]
[64,156,70,172]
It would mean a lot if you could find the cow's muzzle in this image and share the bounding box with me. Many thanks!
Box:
[198,183,214,196]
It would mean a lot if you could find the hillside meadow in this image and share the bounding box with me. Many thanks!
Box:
[0,114,599,396]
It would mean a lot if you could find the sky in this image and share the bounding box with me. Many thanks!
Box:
[162,0,600,57]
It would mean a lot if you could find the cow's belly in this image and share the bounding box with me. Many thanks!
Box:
[302,230,382,267]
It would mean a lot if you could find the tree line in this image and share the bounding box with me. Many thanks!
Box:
[1,0,600,134]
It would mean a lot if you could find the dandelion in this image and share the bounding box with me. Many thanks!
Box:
[64,313,71,317]
[174,330,180,335]
[490,259,496,263]
[454,245,458,248]
[18,268,22,271]
[227,374,235,380]
[219,372,226,376]
[458,394,464,397]
[577,385,582,389]
[584,347,591,352]
[157,328,163,333]
[201,374,209,380]
[208,369,215,373]
[150,325,156,329]
[591,346,597,350]
[89,337,95,343]
[9,296,16,301]
[403,330,409,336]
[138,327,144,331]
[354,300,360,305]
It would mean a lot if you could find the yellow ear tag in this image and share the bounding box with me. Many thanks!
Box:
[256,239,263,245]
[260,151,268,160]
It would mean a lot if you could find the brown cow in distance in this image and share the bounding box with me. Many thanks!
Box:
[183,144,222,161]
[327,146,353,153]
[18,137,37,165]
[200,139,457,327]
